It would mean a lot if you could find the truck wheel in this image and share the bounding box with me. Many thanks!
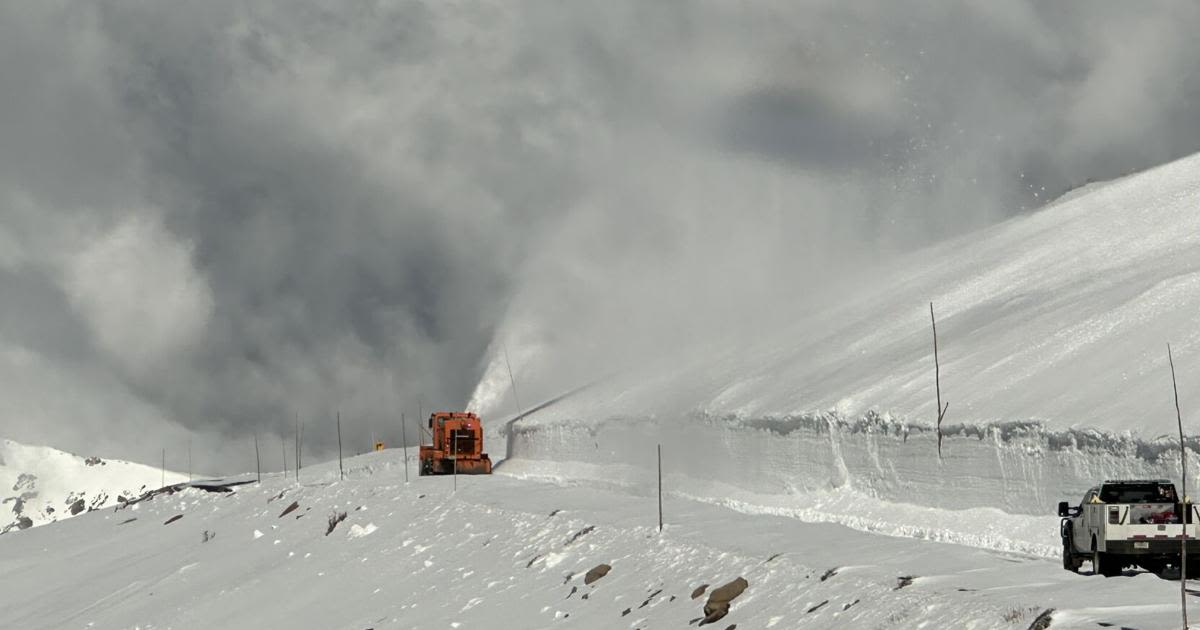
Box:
[1062,539,1081,573]
[1093,550,1122,577]
[1065,528,1084,571]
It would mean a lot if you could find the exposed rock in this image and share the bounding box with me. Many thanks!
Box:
[691,584,709,599]
[278,501,300,518]
[325,511,347,536]
[584,564,612,585]
[164,514,183,525]
[700,577,748,626]
[1027,608,1055,630]
[565,525,595,545]
[69,499,85,515]
[13,473,36,493]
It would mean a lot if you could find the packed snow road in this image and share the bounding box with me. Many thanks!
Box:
[0,449,1190,629]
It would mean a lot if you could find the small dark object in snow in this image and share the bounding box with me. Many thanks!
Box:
[724,625,736,630]
[842,599,860,611]
[621,608,631,617]
[638,589,662,609]
[201,530,215,543]
[279,501,300,518]
[548,509,561,517]
[563,572,574,584]
[119,518,137,525]
[1026,608,1054,630]
[525,554,542,569]
[819,568,838,582]
[16,516,32,530]
[669,595,676,602]
[691,584,709,599]
[581,593,589,600]
[267,490,286,504]
[417,494,426,499]
[584,564,611,585]
[565,525,595,545]
[325,511,347,536]
[164,514,183,525]
[895,576,915,590]
[295,514,304,519]
[806,600,828,613]
[69,499,85,515]
[765,553,781,563]
[566,586,577,599]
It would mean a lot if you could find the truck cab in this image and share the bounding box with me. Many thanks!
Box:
[1060,479,1193,577]
[418,411,493,476]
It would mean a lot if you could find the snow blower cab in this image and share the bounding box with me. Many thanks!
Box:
[419,411,493,476]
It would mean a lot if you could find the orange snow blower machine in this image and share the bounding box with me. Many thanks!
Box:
[419,411,493,476]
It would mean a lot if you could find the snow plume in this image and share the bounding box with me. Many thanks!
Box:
[0,3,1199,471]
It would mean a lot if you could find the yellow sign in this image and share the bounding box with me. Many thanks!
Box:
[374,442,385,451]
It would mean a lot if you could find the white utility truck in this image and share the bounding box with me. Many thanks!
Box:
[1059,479,1197,577]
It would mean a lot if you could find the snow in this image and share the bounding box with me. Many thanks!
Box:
[5,156,1200,627]
[1,448,1194,629]
[0,438,188,533]
[473,152,1200,437]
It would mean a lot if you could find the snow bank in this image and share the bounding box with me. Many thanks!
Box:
[504,412,1200,555]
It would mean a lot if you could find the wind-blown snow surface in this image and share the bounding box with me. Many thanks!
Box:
[0,439,187,534]
[0,449,1190,629]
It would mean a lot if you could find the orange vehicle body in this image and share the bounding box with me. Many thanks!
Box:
[419,411,493,475]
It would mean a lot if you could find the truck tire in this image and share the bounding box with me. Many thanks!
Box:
[1065,525,1084,568]
[1093,549,1122,577]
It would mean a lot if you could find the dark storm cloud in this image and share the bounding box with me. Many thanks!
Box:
[1,1,1199,469]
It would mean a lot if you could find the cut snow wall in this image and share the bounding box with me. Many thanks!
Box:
[506,413,1200,516]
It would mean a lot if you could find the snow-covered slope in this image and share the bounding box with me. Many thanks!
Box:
[0,438,187,533]
[0,449,1189,629]
[475,152,1200,436]
[462,153,1200,561]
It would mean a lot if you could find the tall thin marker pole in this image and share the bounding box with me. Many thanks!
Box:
[503,343,525,421]
[281,435,288,478]
[657,444,663,532]
[254,433,261,483]
[1169,343,1188,628]
[930,303,949,459]
[337,411,344,481]
[401,412,410,483]
[297,418,304,481]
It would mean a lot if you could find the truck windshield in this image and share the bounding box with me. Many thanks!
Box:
[1099,483,1177,503]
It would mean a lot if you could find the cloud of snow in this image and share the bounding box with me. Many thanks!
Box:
[0,1,1198,468]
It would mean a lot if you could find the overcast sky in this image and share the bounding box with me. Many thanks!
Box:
[2,1,1199,472]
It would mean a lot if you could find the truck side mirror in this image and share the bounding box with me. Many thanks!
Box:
[1057,501,1070,517]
